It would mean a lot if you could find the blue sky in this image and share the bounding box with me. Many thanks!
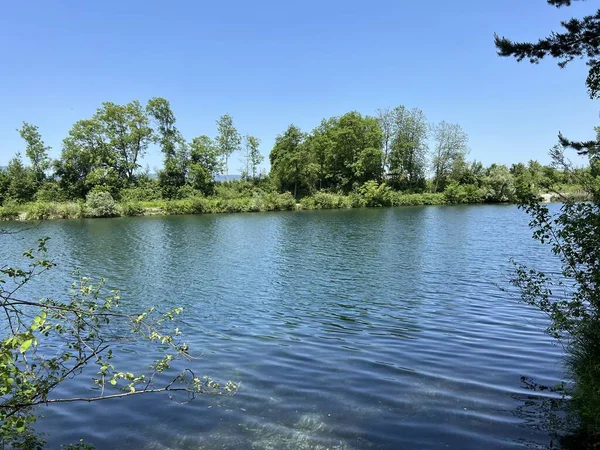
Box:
[0,0,597,172]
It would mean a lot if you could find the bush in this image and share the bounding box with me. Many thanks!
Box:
[444,182,485,204]
[0,203,20,220]
[34,182,69,203]
[119,181,162,202]
[391,192,446,206]
[119,202,145,216]
[85,191,119,218]
[25,202,84,220]
[300,191,349,210]
[357,181,393,207]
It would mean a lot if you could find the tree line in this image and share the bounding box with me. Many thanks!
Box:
[0,99,587,208]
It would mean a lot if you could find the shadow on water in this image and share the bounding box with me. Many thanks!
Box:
[510,376,600,450]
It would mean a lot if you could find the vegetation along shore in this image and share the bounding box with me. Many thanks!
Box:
[0,100,591,221]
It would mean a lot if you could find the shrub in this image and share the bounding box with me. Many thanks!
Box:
[34,182,69,203]
[0,203,20,220]
[300,191,348,210]
[85,191,119,218]
[444,182,485,204]
[391,192,446,206]
[119,182,162,202]
[119,202,145,216]
[25,202,84,220]
[357,181,393,207]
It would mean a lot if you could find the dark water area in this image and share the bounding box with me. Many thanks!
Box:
[1,205,565,449]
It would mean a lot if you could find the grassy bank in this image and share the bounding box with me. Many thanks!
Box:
[0,187,587,222]
[0,191,449,221]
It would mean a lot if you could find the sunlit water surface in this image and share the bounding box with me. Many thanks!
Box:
[2,205,565,449]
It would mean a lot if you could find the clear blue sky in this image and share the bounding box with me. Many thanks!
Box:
[0,0,597,172]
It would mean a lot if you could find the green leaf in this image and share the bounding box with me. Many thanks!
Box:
[19,339,33,353]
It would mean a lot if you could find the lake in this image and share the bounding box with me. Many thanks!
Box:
[1,205,565,449]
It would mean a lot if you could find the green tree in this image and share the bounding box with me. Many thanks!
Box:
[97,101,153,182]
[244,135,263,180]
[431,121,469,192]
[189,135,223,194]
[18,122,51,184]
[146,97,178,159]
[376,107,396,175]
[483,164,516,202]
[270,124,311,198]
[55,119,114,199]
[216,114,241,182]
[147,97,188,198]
[307,112,383,192]
[161,139,190,199]
[388,106,429,191]
[5,154,36,203]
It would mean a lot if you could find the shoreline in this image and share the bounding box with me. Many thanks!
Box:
[0,191,586,222]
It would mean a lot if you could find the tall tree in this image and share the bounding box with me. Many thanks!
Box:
[5,154,35,203]
[376,107,396,175]
[244,135,263,180]
[146,97,178,159]
[97,101,153,181]
[189,135,223,194]
[431,121,469,192]
[270,125,310,198]
[55,118,113,198]
[18,122,50,183]
[147,98,187,197]
[215,114,241,182]
[307,112,383,192]
[388,106,429,191]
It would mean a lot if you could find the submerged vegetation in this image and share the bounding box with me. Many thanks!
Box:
[0,99,590,220]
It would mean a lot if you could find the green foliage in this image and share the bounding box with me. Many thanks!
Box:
[0,238,238,447]
[33,181,69,203]
[98,101,153,181]
[0,203,20,220]
[357,181,393,207]
[146,97,178,159]
[270,125,311,198]
[4,155,36,204]
[390,192,446,206]
[308,111,383,192]
[189,135,222,195]
[444,182,485,204]
[387,106,429,190]
[24,202,84,220]
[2,96,591,222]
[85,191,119,218]
[483,164,516,202]
[18,122,50,184]
[216,114,241,181]
[243,135,263,180]
[119,178,161,202]
[299,192,350,210]
[431,121,469,192]
[119,202,145,216]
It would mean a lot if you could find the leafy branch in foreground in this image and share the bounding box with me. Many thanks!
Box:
[509,145,600,441]
[0,237,238,448]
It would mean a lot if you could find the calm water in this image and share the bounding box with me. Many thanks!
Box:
[2,205,565,449]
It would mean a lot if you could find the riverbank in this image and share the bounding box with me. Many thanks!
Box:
[0,189,588,221]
